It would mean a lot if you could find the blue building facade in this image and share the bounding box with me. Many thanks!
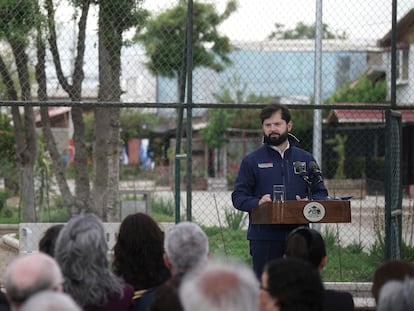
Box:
[156,40,370,106]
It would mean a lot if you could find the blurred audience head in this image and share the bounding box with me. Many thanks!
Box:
[19,290,81,311]
[377,278,414,311]
[55,212,123,308]
[113,212,169,290]
[260,257,324,311]
[180,259,259,311]
[284,226,326,270]
[3,252,63,310]
[148,277,183,311]
[164,221,209,275]
[371,259,414,303]
[38,224,64,257]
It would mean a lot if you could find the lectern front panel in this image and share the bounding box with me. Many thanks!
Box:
[251,200,351,224]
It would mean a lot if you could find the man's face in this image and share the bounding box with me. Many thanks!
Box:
[262,111,292,147]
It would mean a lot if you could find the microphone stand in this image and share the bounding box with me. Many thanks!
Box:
[299,172,312,200]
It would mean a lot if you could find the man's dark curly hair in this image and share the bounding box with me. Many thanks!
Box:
[112,213,170,290]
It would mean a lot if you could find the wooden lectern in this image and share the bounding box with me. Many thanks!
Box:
[251,200,351,224]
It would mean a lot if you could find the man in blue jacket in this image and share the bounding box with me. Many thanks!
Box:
[231,103,329,279]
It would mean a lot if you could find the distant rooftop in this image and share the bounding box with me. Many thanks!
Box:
[231,39,382,52]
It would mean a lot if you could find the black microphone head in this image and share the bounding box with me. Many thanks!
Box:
[308,161,319,171]
[309,161,323,183]
[294,161,307,177]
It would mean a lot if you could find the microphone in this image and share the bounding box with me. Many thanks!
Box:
[294,162,310,185]
[309,161,323,184]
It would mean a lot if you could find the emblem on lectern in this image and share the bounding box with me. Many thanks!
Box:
[303,202,325,222]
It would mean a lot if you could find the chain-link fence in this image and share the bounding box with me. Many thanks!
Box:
[0,0,414,283]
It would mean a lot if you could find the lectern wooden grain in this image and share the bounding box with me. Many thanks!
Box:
[251,200,351,224]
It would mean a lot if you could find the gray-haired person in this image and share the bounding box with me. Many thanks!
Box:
[3,252,64,311]
[377,278,414,311]
[179,259,259,311]
[149,221,210,311]
[163,221,209,275]
[54,212,134,311]
[20,291,81,311]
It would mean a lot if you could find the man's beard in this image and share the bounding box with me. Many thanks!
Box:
[263,130,289,147]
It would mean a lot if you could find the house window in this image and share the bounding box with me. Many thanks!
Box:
[396,48,409,83]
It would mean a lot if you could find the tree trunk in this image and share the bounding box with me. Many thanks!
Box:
[10,40,37,222]
[94,0,123,221]
[35,17,75,212]
[45,0,92,214]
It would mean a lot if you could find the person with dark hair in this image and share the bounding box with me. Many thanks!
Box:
[148,277,182,311]
[3,252,64,311]
[284,226,354,311]
[112,213,170,311]
[148,221,210,311]
[232,103,329,278]
[0,291,10,311]
[371,259,414,304]
[38,224,64,257]
[55,213,133,311]
[260,257,324,311]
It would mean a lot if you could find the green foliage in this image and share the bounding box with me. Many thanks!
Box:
[201,79,277,149]
[0,0,38,42]
[93,0,148,31]
[345,241,364,254]
[64,163,93,180]
[268,22,347,40]
[289,109,314,150]
[200,109,233,149]
[0,207,18,223]
[37,195,71,222]
[327,76,387,103]
[323,227,376,281]
[0,111,17,192]
[83,113,95,147]
[322,226,338,249]
[135,1,236,78]
[120,109,159,142]
[0,194,71,223]
[326,134,347,179]
[202,226,251,265]
[0,189,12,211]
[37,207,71,222]
[224,207,246,230]
[0,112,15,163]
[401,241,414,262]
[151,197,175,222]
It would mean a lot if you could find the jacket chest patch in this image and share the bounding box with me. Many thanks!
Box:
[258,162,273,168]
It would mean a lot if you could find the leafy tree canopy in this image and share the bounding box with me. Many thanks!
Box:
[0,111,15,163]
[268,22,347,40]
[120,109,160,142]
[200,78,276,149]
[0,0,38,42]
[134,0,237,78]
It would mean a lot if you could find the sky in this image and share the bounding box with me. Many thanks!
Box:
[56,0,414,44]
[140,0,414,43]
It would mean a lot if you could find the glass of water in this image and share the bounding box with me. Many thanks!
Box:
[273,185,285,202]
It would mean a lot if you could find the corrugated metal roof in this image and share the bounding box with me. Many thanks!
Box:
[327,109,414,124]
[35,107,71,123]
